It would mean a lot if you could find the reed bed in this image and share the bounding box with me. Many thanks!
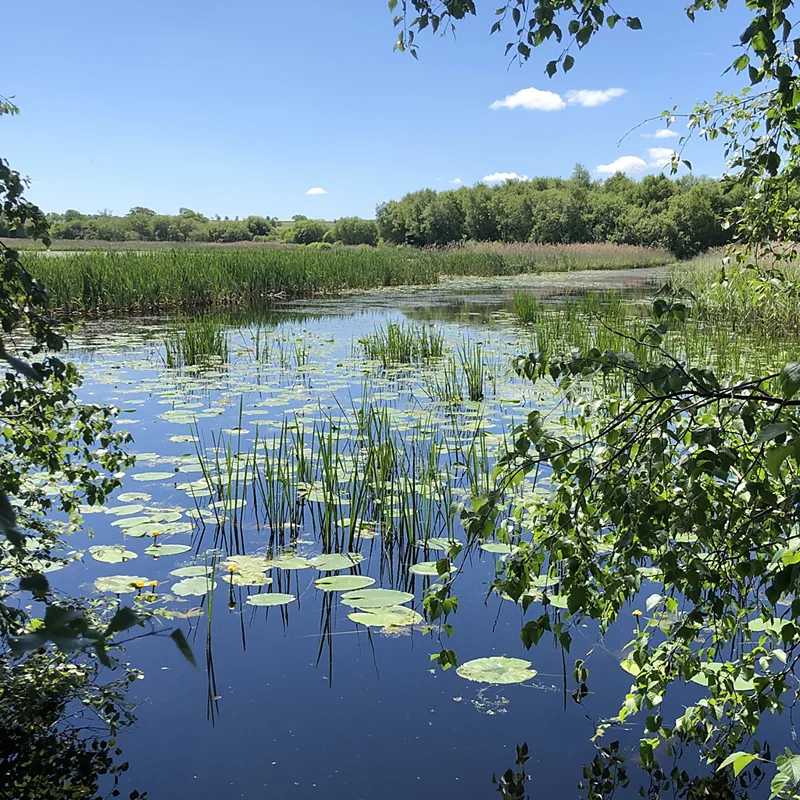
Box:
[359,322,445,366]
[20,242,674,312]
[164,317,229,368]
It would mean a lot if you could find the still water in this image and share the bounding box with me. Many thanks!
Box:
[50,269,780,799]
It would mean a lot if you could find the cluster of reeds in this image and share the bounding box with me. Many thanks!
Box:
[21,242,675,312]
[164,317,229,368]
[358,322,445,366]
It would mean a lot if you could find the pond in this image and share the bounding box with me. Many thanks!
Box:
[47,268,792,798]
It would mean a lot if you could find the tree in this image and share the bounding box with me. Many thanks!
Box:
[289,218,330,244]
[327,216,379,246]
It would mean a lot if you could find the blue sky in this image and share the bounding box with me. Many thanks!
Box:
[3,1,751,220]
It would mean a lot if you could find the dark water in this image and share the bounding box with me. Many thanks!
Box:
[49,272,783,799]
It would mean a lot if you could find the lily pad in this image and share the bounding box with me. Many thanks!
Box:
[111,516,151,528]
[348,606,423,628]
[246,592,295,607]
[144,544,192,557]
[131,471,176,482]
[273,555,312,570]
[94,575,150,594]
[170,565,213,578]
[117,492,151,502]
[409,561,457,577]
[416,537,462,552]
[310,552,363,572]
[456,656,537,685]
[480,543,516,554]
[105,504,145,516]
[222,571,272,587]
[169,434,198,443]
[314,575,376,592]
[172,576,216,596]
[88,545,137,564]
[340,588,414,609]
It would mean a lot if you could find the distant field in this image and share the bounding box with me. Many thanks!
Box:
[17,241,675,313]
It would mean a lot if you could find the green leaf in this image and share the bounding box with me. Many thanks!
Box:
[19,573,49,600]
[626,16,642,30]
[756,423,789,443]
[170,628,197,668]
[779,363,800,399]
[105,606,141,636]
[718,752,758,777]
[563,54,575,73]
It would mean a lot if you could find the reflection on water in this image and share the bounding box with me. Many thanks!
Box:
[45,273,783,799]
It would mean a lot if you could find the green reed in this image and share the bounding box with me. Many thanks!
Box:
[359,322,445,366]
[512,292,540,324]
[164,317,229,368]
[21,242,674,312]
[458,340,487,401]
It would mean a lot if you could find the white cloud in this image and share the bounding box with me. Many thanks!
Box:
[647,147,676,168]
[596,156,647,175]
[651,128,679,139]
[449,178,463,185]
[306,187,327,195]
[564,88,626,108]
[490,87,566,112]
[482,172,529,183]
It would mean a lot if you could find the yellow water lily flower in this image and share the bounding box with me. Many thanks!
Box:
[134,580,146,589]
[632,609,643,617]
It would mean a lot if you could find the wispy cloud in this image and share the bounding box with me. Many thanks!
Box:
[482,172,529,183]
[596,156,647,175]
[306,187,327,195]
[490,87,565,112]
[646,147,676,168]
[490,86,625,112]
[449,178,463,185]
[648,128,679,139]
[564,88,626,108]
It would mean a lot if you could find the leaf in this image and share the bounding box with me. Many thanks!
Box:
[19,572,49,600]
[717,752,758,777]
[309,552,363,572]
[143,544,192,557]
[170,628,197,668]
[767,445,792,477]
[105,606,141,636]
[314,575,375,592]
[409,560,456,576]
[626,16,642,30]
[779,363,800,399]
[246,592,295,607]
[94,575,150,594]
[340,588,414,609]
[456,656,537,685]
[348,606,423,628]
[563,54,574,73]
[131,471,175,482]
[172,576,215,596]
[755,423,789,443]
[89,545,138,564]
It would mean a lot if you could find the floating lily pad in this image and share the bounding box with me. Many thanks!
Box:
[222,571,272,587]
[340,588,414,609]
[310,553,363,572]
[246,592,295,607]
[105,504,145,516]
[456,657,537,685]
[131,471,176,482]
[169,434,198,443]
[314,575,376,592]
[95,575,149,594]
[170,565,213,578]
[416,537,462,551]
[689,662,755,692]
[117,492,151,502]
[88,545,137,564]
[144,544,192,557]
[149,511,183,523]
[273,555,312,570]
[480,543,516,554]
[348,606,423,628]
[111,516,151,529]
[172,576,216,597]
[409,561,457,577]
[224,554,273,571]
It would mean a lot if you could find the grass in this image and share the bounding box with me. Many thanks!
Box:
[359,322,445,366]
[164,317,229,368]
[18,242,675,312]
[512,293,540,324]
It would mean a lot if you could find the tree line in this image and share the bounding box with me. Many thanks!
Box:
[376,165,746,258]
[0,165,746,257]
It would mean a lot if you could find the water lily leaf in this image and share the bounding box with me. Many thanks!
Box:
[144,544,192,557]
[314,575,376,592]
[348,606,423,627]
[310,553,363,572]
[131,471,176,482]
[125,521,193,538]
[111,516,151,528]
[689,663,755,692]
[273,555,312,570]
[340,588,414,609]
[117,492,151,502]
[170,565,213,578]
[88,545,137,564]
[149,511,183,523]
[480,543,516,554]
[456,656,537,685]
[222,571,272,587]
[246,592,295,607]
[169,434,198,443]
[416,537,462,551]
[172,576,216,597]
[409,560,456,576]
[95,575,150,594]
[224,554,273,571]
[105,504,145,516]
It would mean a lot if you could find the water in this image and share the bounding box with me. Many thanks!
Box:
[44,271,787,798]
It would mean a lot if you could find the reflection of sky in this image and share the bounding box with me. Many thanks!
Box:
[49,283,747,799]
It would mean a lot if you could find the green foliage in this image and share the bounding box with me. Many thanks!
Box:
[288,218,330,244]
[375,172,739,256]
[326,216,379,246]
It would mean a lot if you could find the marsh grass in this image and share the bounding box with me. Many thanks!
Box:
[164,318,229,368]
[21,242,674,312]
[359,322,445,366]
